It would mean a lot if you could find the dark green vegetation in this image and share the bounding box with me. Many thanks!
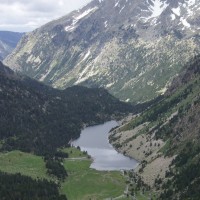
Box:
[0,61,133,156]
[0,151,49,179]
[0,61,134,199]
[120,55,200,199]
[0,171,67,200]
[45,158,68,180]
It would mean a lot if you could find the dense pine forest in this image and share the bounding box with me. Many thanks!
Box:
[0,172,67,200]
[0,61,134,156]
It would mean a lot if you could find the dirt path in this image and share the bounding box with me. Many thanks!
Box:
[66,157,88,161]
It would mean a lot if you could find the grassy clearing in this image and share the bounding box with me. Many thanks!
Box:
[0,148,127,200]
[61,149,127,200]
[0,150,50,180]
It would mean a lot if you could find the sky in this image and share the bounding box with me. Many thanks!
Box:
[0,0,92,32]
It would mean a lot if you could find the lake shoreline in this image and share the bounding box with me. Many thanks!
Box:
[71,120,138,171]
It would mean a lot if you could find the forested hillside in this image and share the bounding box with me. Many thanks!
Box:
[0,61,133,156]
[0,61,137,199]
[0,172,67,200]
[110,55,200,199]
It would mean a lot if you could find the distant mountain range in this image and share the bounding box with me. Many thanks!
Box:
[4,0,200,102]
[0,31,23,60]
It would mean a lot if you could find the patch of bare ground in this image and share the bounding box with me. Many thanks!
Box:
[136,156,175,187]
[110,120,175,188]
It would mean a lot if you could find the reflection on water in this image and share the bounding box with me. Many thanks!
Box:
[72,121,138,171]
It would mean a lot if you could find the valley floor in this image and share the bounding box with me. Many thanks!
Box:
[0,148,129,200]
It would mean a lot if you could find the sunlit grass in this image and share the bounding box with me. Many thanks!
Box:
[0,150,50,180]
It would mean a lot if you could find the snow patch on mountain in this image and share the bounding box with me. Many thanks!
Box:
[104,21,108,27]
[119,5,125,13]
[76,7,98,20]
[171,14,176,20]
[140,0,168,22]
[172,7,181,16]
[65,7,98,32]
[180,17,191,28]
[148,0,168,18]
[115,0,120,7]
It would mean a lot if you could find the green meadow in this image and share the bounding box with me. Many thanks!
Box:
[61,147,87,158]
[0,148,127,200]
[61,159,126,199]
[0,150,50,180]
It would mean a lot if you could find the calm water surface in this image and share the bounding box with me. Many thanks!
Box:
[72,121,138,171]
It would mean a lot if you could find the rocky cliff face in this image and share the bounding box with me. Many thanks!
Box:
[4,0,200,102]
[0,31,23,60]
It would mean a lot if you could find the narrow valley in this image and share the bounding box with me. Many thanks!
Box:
[1,0,200,199]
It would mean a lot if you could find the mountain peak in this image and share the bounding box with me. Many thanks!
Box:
[4,0,200,102]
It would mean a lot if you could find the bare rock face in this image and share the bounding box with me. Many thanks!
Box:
[4,0,200,102]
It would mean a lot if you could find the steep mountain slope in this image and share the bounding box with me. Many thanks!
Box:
[4,0,200,102]
[0,31,23,60]
[109,55,200,199]
[0,61,133,155]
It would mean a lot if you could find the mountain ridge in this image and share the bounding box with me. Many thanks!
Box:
[4,0,200,102]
